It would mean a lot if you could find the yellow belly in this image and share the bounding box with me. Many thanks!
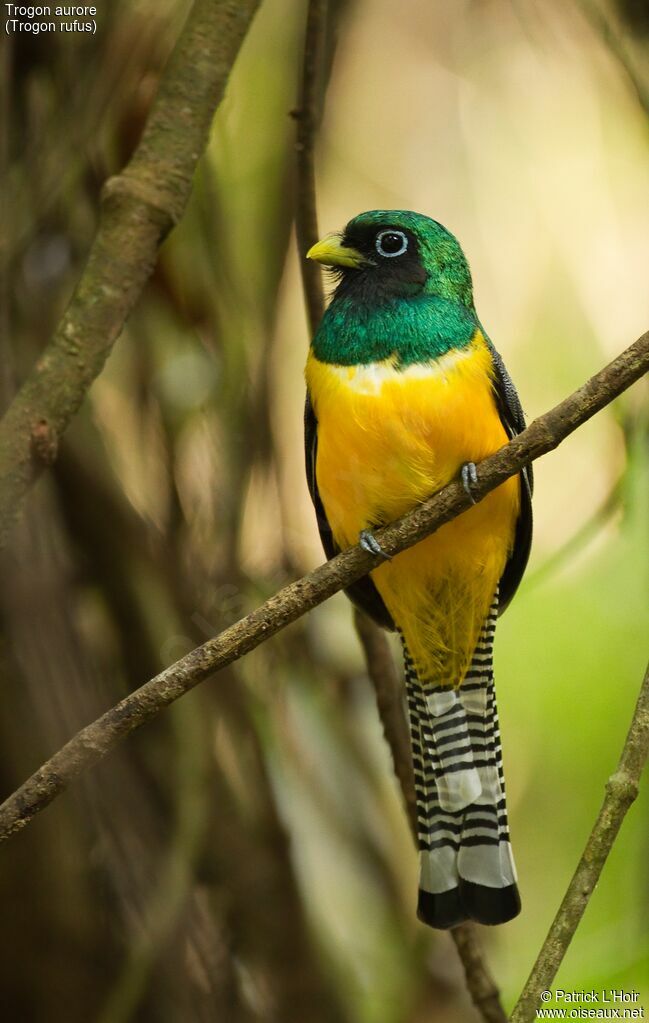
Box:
[305,333,520,686]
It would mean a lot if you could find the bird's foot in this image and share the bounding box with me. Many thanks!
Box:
[461,462,479,505]
[359,529,391,561]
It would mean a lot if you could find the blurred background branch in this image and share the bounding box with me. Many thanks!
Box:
[293,7,509,1019]
[293,0,328,334]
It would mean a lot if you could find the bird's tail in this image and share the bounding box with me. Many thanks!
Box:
[403,594,520,929]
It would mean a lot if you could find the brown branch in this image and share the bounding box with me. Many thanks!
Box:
[510,657,649,1022]
[0,330,646,843]
[0,0,262,549]
[0,32,15,412]
[353,609,418,839]
[293,0,328,334]
[292,0,424,885]
[451,927,508,1023]
[291,11,510,1015]
[291,0,423,889]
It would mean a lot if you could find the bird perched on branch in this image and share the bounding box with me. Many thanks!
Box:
[304,210,532,929]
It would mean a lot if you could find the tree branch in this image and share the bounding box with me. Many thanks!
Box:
[0,0,262,549]
[293,0,328,335]
[510,658,649,1023]
[353,609,418,839]
[0,330,645,842]
[292,10,511,1016]
[292,0,423,926]
[451,927,508,1023]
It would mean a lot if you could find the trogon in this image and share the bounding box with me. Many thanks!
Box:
[304,210,532,929]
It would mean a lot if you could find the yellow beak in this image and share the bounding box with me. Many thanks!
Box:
[306,235,369,269]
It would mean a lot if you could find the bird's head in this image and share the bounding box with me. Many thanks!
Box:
[307,210,474,308]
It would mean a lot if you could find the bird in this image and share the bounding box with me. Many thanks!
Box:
[303,210,533,929]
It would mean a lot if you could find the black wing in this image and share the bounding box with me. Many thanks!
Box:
[304,393,395,631]
[483,336,534,614]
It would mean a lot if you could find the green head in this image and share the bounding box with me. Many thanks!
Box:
[307,210,479,367]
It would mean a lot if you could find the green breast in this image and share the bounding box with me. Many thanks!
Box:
[312,294,478,367]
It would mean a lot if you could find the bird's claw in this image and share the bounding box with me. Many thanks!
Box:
[461,462,479,505]
[359,529,391,561]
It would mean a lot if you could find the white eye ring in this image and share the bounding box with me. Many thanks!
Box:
[375,229,409,258]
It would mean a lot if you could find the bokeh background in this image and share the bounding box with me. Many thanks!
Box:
[1,0,648,1020]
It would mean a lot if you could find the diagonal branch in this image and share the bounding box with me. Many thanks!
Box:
[510,658,649,1023]
[0,0,262,549]
[0,329,646,843]
[451,927,509,1023]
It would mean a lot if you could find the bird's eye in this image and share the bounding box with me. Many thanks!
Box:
[375,230,408,258]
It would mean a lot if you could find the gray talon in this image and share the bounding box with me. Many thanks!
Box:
[461,462,479,504]
[359,528,391,561]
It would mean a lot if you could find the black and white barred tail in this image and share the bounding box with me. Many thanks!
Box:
[404,595,520,929]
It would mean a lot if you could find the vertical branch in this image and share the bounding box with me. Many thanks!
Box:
[510,659,649,1023]
[293,0,328,334]
[292,6,509,1021]
[353,609,418,839]
[0,35,14,412]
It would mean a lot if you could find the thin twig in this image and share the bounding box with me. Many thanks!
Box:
[510,658,649,1023]
[0,330,646,843]
[452,927,508,1023]
[0,0,262,549]
[0,34,15,412]
[293,0,328,334]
